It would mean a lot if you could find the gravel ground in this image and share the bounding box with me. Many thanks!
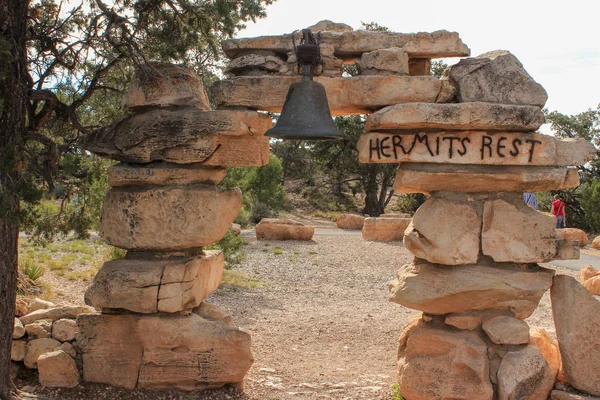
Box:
[17,234,582,400]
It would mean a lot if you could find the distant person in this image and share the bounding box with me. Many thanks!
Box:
[551,194,566,229]
[523,192,538,210]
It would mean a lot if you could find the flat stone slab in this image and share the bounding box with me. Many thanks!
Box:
[211,75,445,116]
[108,163,226,187]
[101,185,241,250]
[222,30,470,60]
[362,217,411,241]
[388,260,554,319]
[358,131,596,166]
[393,163,580,194]
[80,108,271,166]
[76,313,253,390]
[85,251,224,313]
[365,102,545,132]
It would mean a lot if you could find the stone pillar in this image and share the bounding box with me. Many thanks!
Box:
[357,51,596,399]
[77,63,271,390]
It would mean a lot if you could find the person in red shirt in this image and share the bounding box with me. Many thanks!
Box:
[551,194,566,229]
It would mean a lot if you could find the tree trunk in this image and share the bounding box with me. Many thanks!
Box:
[0,0,29,397]
[362,166,384,217]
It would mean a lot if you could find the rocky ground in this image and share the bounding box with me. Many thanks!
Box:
[16,232,582,400]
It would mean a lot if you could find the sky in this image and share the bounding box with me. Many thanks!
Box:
[237,0,600,117]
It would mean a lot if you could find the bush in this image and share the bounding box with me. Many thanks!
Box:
[393,194,426,215]
[205,230,246,269]
[582,178,600,233]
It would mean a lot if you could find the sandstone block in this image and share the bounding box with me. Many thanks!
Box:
[20,306,95,325]
[13,318,24,339]
[394,163,580,194]
[52,319,78,342]
[497,344,556,400]
[530,327,561,379]
[482,315,530,344]
[121,63,210,111]
[362,217,410,241]
[256,218,314,241]
[108,163,226,187]
[11,340,26,362]
[404,196,480,265]
[226,53,287,76]
[27,298,55,313]
[366,102,545,132]
[448,50,548,107]
[556,228,589,246]
[59,342,77,358]
[580,265,600,295]
[76,313,253,390]
[222,30,470,60]
[25,319,52,339]
[389,261,554,319]
[24,338,61,369]
[444,313,483,331]
[482,195,559,263]
[355,47,408,75]
[80,108,271,166]
[551,390,600,400]
[335,214,365,230]
[593,236,600,249]
[358,131,596,166]
[38,350,80,388]
[86,251,223,314]
[101,185,241,250]
[379,213,411,218]
[551,275,600,395]
[408,58,431,76]
[211,75,445,116]
[397,325,492,400]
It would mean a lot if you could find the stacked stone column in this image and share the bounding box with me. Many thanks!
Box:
[77,63,271,390]
[356,52,596,399]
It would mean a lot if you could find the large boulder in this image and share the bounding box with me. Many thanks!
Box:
[551,275,600,395]
[482,194,562,263]
[579,265,600,295]
[76,313,253,390]
[121,63,210,111]
[255,218,314,241]
[86,251,223,314]
[362,217,411,241]
[556,228,589,246]
[38,350,80,388]
[397,325,493,400]
[80,108,271,166]
[335,214,365,230]
[389,260,554,319]
[355,47,409,76]
[447,50,548,107]
[497,344,556,400]
[101,185,241,250]
[592,236,600,249]
[404,196,481,265]
[529,327,561,380]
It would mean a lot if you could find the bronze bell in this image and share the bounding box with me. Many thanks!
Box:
[266,29,344,141]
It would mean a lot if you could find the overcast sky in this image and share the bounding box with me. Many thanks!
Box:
[237,0,600,116]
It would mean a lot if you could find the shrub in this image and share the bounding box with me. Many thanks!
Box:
[205,230,246,269]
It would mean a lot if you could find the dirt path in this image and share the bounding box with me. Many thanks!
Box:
[27,234,581,400]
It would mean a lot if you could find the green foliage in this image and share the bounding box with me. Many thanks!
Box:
[20,258,46,281]
[360,21,390,32]
[392,384,405,400]
[393,194,426,215]
[205,230,246,269]
[430,60,448,79]
[581,178,600,233]
[272,247,283,255]
[221,154,287,224]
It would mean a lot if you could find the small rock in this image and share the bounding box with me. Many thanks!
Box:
[38,350,80,388]
[11,340,26,362]
[444,313,482,331]
[52,319,78,342]
[59,342,77,358]
[27,298,56,314]
[579,265,600,295]
[482,315,530,345]
[551,390,600,400]
[229,223,242,236]
[498,344,556,400]
[13,318,25,339]
[25,318,53,339]
[20,305,94,325]
[15,298,31,317]
[24,338,61,369]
